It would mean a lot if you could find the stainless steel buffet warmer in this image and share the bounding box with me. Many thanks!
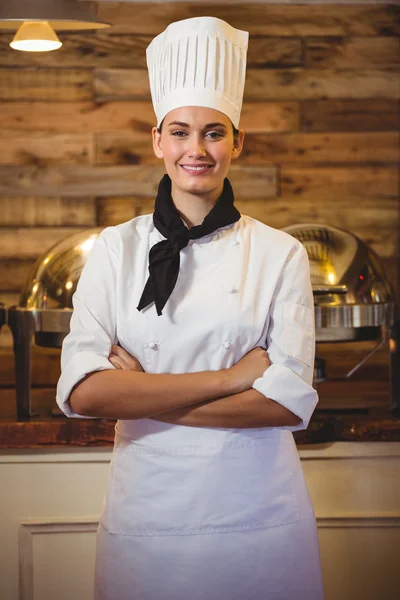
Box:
[8,228,102,418]
[283,223,399,412]
[7,222,400,419]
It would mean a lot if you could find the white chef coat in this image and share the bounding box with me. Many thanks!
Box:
[56,214,324,600]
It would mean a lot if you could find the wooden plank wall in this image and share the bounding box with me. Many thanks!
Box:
[0,2,399,417]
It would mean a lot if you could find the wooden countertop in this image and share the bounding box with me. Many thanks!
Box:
[1,408,399,449]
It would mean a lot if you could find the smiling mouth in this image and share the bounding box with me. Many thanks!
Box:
[180,165,214,174]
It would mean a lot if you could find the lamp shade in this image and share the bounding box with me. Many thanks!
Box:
[10,21,62,52]
[0,0,110,31]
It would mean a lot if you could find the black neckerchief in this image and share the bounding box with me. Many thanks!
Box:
[137,174,241,316]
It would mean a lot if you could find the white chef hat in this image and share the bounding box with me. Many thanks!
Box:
[146,16,249,129]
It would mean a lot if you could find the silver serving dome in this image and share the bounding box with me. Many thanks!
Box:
[8,228,102,418]
[283,223,395,342]
[8,228,103,351]
[21,228,103,310]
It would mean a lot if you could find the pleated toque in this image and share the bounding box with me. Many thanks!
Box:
[146,16,249,129]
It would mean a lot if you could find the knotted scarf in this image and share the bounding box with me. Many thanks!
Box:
[137,174,241,316]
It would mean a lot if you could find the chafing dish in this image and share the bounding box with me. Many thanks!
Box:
[7,222,399,418]
[8,228,102,418]
[283,223,398,411]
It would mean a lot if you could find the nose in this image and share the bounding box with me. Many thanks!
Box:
[187,135,207,159]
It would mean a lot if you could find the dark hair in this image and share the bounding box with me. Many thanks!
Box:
[157,118,239,138]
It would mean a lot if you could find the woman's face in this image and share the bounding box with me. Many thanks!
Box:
[152,106,244,198]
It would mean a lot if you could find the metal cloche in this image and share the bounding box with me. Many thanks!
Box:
[283,223,395,342]
[20,228,103,312]
[8,228,103,418]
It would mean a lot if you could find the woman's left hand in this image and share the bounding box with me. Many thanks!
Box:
[109,344,144,372]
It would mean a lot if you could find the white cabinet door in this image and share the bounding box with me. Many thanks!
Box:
[1,443,400,600]
[0,449,112,600]
[301,442,400,600]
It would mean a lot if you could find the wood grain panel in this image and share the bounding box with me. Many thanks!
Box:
[0,33,151,69]
[0,228,86,260]
[0,327,13,350]
[0,347,60,387]
[0,101,299,133]
[248,37,303,68]
[94,68,150,101]
[0,387,58,420]
[0,69,93,101]
[278,166,399,257]
[95,131,156,165]
[95,130,400,166]
[301,99,400,132]
[0,293,18,307]
[0,133,93,166]
[0,165,277,198]
[306,37,400,69]
[240,102,299,133]
[280,165,399,201]
[316,341,391,410]
[381,258,398,293]
[96,3,400,36]
[240,131,400,165]
[236,195,398,257]
[97,197,155,225]
[94,68,400,102]
[0,34,303,69]
[307,382,390,411]
[0,260,35,292]
[0,101,155,132]
[0,198,96,226]
[244,69,400,101]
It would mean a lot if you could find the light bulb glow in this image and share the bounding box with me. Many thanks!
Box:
[79,236,97,254]
[10,21,62,53]
[327,272,336,284]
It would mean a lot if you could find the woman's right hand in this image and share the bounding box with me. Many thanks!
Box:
[109,344,144,372]
[228,347,270,394]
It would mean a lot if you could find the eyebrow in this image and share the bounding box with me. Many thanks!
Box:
[167,121,227,129]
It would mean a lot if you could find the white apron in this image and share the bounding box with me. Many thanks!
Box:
[56,215,324,599]
[95,421,323,600]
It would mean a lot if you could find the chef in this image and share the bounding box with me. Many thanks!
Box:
[56,16,324,600]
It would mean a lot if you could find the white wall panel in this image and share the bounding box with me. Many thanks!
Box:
[1,444,400,600]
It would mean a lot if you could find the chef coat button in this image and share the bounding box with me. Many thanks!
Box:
[223,342,232,350]
[149,342,159,351]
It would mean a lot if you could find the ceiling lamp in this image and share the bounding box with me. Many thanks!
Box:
[0,0,111,53]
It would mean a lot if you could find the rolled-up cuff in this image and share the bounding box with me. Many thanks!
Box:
[252,363,318,431]
[56,351,114,418]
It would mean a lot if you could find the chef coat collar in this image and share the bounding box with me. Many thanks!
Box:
[149,221,239,247]
[137,174,241,316]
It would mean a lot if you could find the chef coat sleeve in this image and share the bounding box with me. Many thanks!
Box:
[252,242,318,431]
[56,230,118,418]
